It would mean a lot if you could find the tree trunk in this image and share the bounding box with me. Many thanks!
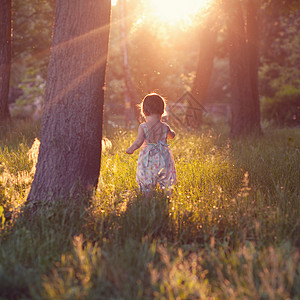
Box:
[190,19,218,127]
[120,0,132,127]
[27,0,111,205]
[246,0,261,132]
[0,0,11,123]
[119,0,139,125]
[226,0,261,136]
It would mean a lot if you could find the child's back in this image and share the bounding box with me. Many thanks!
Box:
[126,93,177,194]
[142,121,168,144]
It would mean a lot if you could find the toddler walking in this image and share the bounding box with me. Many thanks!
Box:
[126,93,177,195]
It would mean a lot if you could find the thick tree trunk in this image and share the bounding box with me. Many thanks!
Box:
[227,1,251,135]
[191,19,218,127]
[226,0,261,136]
[27,0,111,204]
[0,0,11,123]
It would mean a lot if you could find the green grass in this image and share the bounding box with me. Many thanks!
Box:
[0,120,299,299]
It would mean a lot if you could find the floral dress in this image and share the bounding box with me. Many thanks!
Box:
[136,123,177,192]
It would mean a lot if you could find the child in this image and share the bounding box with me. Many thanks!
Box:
[126,93,177,195]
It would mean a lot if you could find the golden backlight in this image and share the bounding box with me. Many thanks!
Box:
[149,0,211,23]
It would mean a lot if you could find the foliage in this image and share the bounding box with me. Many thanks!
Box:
[0,121,299,299]
[11,0,54,75]
[9,0,54,118]
[259,7,300,97]
[261,86,300,126]
[10,69,45,119]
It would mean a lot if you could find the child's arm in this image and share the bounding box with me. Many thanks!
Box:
[126,125,145,154]
[167,125,176,139]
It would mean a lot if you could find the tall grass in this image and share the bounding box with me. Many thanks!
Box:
[0,120,299,299]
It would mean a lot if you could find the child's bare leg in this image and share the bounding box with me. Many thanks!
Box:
[140,184,154,203]
[143,189,152,199]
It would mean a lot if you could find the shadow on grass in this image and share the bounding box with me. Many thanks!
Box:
[0,199,89,299]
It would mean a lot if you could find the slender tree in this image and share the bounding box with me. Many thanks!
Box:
[0,0,12,123]
[225,0,261,136]
[119,0,139,125]
[190,16,218,127]
[246,0,261,132]
[27,0,111,205]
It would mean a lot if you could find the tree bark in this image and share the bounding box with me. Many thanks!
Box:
[225,0,261,136]
[190,18,218,127]
[0,0,12,123]
[27,0,111,205]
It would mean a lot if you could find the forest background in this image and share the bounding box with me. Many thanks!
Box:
[6,0,300,128]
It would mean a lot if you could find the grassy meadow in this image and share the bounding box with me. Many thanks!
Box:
[0,120,299,299]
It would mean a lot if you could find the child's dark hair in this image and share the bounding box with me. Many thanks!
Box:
[140,93,167,118]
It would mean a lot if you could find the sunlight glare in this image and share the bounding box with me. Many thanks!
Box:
[150,0,211,23]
